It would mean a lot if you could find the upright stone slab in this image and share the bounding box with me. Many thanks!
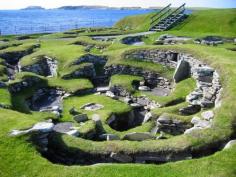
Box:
[173,59,190,83]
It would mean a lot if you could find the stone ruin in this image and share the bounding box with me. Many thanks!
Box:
[121,35,146,46]
[9,49,224,166]
[27,88,66,116]
[21,56,58,77]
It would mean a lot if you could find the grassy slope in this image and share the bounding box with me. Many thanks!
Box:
[110,74,143,93]
[0,108,236,177]
[0,88,11,107]
[172,9,236,36]
[114,13,154,32]
[20,40,85,72]
[115,9,236,37]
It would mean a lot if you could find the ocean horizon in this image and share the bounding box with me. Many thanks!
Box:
[0,9,154,35]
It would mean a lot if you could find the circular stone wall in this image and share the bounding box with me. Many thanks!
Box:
[10,48,227,166]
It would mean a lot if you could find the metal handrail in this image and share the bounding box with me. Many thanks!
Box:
[150,4,172,29]
[150,9,171,29]
[150,3,171,20]
[156,4,186,26]
[168,3,186,16]
[150,9,171,25]
[149,3,186,30]
[157,9,186,31]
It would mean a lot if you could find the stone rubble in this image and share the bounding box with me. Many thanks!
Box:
[53,122,79,136]
[156,34,192,45]
[155,113,192,135]
[80,103,104,111]
[10,121,54,136]
[10,120,80,137]
[27,88,65,116]
[201,110,214,121]
[105,91,118,99]
[73,114,88,123]
[142,111,152,124]
[138,86,151,91]
[184,111,214,135]
[194,36,223,46]
[121,35,145,45]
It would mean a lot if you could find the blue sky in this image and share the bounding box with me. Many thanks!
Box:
[0,0,235,9]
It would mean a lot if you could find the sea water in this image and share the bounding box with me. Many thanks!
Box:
[0,9,153,35]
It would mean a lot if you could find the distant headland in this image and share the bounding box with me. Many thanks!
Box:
[20,5,159,11]
[21,6,45,10]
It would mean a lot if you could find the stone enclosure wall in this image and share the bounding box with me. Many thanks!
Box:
[124,49,178,68]
[123,49,221,109]
[21,56,58,77]
[104,64,170,88]
[72,54,107,65]
[62,63,96,79]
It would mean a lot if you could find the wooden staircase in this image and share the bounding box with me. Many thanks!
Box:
[150,3,187,32]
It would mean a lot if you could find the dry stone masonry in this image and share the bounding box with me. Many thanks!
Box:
[123,49,221,109]
[72,54,107,65]
[105,64,171,88]
[124,49,178,68]
[8,48,223,166]
[21,56,58,77]
[63,63,96,79]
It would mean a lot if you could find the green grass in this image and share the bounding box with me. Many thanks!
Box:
[24,44,236,160]
[0,108,236,177]
[62,94,131,122]
[115,12,154,32]
[0,8,236,177]
[47,77,93,93]
[76,120,96,138]
[110,74,143,93]
[71,36,111,49]
[104,47,175,79]
[136,78,196,106]
[0,42,38,54]
[0,88,11,107]
[41,27,128,39]
[61,63,94,78]
[115,8,236,37]
[172,9,236,37]
[0,64,8,81]
[61,94,154,137]
[0,44,235,176]
[20,40,85,73]
[12,72,93,93]
[9,72,93,113]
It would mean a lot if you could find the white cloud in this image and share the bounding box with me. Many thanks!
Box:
[0,0,235,9]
